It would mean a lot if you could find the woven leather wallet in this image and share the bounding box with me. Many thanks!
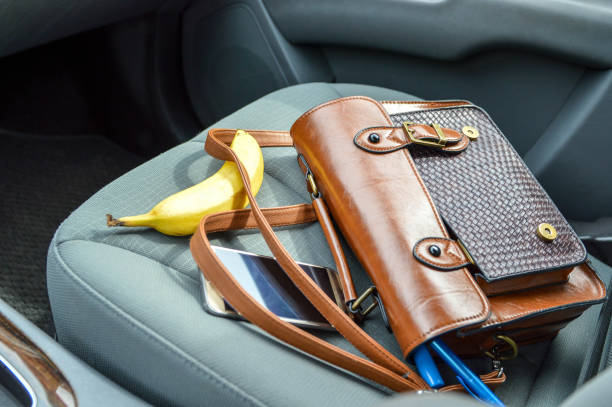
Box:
[190,96,606,393]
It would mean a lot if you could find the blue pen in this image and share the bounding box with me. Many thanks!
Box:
[429,338,505,406]
[412,344,444,388]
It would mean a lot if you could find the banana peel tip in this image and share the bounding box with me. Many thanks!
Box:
[106,214,124,227]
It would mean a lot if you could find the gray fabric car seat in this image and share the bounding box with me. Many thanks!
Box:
[47,82,612,407]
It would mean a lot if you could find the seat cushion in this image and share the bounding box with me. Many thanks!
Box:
[47,82,419,407]
[47,82,612,407]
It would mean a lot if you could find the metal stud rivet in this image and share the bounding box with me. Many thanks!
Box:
[428,245,441,257]
[537,223,557,242]
[368,133,381,143]
[462,126,479,140]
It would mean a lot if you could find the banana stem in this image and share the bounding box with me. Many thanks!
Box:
[106,213,154,227]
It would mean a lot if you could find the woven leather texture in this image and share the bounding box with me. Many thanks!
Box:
[388,106,586,281]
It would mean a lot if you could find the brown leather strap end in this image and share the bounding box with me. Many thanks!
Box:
[413,237,472,271]
[354,125,469,154]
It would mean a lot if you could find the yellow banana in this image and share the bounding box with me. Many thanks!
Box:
[106,130,264,236]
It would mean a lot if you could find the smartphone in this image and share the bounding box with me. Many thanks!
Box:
[200,246,345,330]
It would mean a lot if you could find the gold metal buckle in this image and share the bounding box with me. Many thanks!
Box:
[349,286,378,317]
[297,153,320,199]
[403,121,447,149]
[537,223,557,242]
[484,334,519,361]
[306,172,319,197]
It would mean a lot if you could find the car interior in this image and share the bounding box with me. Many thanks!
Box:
[1,0,612,406]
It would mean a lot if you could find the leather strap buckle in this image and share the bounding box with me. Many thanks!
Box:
[403,121,448,149]
[297,153,320,199]
[484,335,519,361]
[348,286,379,317]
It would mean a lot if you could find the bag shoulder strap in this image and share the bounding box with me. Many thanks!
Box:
[190,129,505,392]
[191,129,428,391]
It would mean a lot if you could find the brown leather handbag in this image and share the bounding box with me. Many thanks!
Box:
[190,96,606,393]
